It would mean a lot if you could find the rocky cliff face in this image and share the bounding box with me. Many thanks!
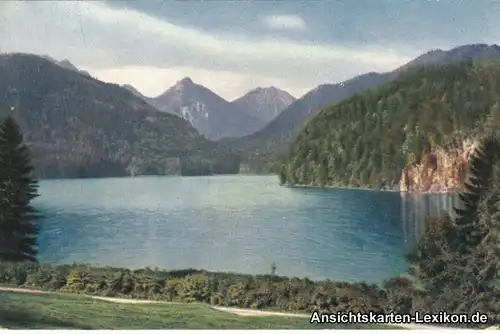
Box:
[400,139,478,193]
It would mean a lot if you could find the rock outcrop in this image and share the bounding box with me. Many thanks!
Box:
[400,139,478,193]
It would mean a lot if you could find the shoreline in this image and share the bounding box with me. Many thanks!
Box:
[285,183,458,195]
[37,173,459,195]
[36,172,272,181]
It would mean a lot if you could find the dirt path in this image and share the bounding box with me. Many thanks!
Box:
[91,296,171,304]
[212,307,451,330]
[1,286,493,330]
[212,306,310,318]
[0,286,53,295]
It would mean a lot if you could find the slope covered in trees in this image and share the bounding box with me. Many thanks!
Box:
[280,60,500,189]
[228,44,500,174]
[0,53,239,178]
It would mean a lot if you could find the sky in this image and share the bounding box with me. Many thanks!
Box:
[1,0,499,100]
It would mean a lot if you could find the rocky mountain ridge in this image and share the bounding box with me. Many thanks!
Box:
[39,55,296,141]
[145,78,296,140]
[146,77,265,140]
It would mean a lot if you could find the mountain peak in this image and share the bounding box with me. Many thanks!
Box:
[59,59,75,66]
[177,77,194,86]
[253,86,282,93]
[248,86,294,97]
[150,77,266,140]
[231,86,296,124]
[55,58,79,71]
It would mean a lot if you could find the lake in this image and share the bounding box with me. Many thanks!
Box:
[34,175,459,284]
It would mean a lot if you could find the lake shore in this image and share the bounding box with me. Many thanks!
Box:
[284,182,458,195]
[38,173,459,195]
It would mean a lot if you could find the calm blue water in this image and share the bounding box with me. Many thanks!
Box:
[33,175,459,284]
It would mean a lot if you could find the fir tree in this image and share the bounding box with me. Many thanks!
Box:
[403,135,500,324]
[453,135,499,254]
[0,115,39,262]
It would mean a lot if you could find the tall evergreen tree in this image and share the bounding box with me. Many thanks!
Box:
[453,135,499,254]
[0,115,39,262]
[402,134,500,325]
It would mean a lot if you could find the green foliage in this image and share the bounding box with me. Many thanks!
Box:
[0,116,39,262]
[282,61,500,188]
[453,135,499,253]
[0,263,385,315]
[400,135,500,326]
[176,273,212,303]
[179,154,241,176]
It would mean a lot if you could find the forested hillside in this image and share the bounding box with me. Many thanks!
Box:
[0,53,239,178]
[280,60,500,189]
[229,44,500,174]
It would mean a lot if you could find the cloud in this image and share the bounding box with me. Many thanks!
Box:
[0,1,414,99]
[261,14,307,31]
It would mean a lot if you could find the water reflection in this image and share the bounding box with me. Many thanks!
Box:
[400,192,461,248]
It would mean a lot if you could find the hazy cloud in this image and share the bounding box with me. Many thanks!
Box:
[262,14,307,31]
[0,1,413,99]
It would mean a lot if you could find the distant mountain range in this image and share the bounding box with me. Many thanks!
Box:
[3,43,500,177]
[38,43,500,146]
[39,56,297,141]
[122,79,295,140]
